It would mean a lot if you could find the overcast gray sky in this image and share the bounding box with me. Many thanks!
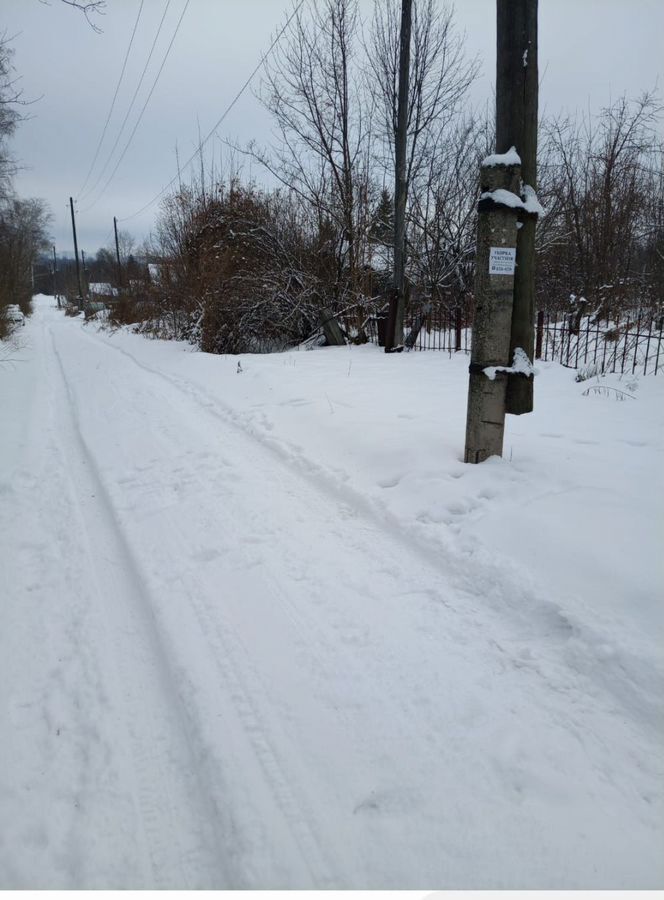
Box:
[4,0,663,256]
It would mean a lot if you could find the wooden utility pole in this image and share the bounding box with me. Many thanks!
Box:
[114,215,123,288]
[81,250,90,303]
[69,196,84,306]
[496,0,539,414]
[385,0,412,352]
[464,158,521,463]
[52,245,59,307]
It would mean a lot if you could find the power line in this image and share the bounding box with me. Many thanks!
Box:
[78,0,176,206]
[118,0,307,223]
[77,0,145,198]
[80,0,190,213]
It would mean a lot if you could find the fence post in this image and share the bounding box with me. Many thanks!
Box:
[643,316,654,376]
[535,309,544,359]
[621,318,631,373]
[455,307,462,352]
[632,312,642,375]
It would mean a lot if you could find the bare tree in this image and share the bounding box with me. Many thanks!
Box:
[367,0,477,344]
[0,32,52,338]
[115,228,135,264]
[368,0,478,199]
[142,176,326,352]
[257,0,375,311]
[638,139,664,313]
[37,0,106,32]
[0,197,52,328]
[408,113,490,311]
[0,35,22,201]
[538,92,662,318]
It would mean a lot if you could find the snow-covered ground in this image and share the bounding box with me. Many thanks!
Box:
[1,295,662,889]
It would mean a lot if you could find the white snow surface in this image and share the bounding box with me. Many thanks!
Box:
[480,187,525,209]
[482,146,521,167]
[522,183,546,216]
[1,296,663,889]
[480,183,545,217]
[484,347,538,380]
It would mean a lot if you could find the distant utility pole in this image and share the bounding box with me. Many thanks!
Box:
[496,0,539,414]
[52,245,59,307]
[385,0,412,352]
[81,250,90,300]
[69,196,84,306]
[114,216,123,288]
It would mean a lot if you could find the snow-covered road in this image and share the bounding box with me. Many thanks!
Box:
[1,298,662,888]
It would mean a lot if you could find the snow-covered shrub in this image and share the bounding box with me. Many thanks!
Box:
[575,362,601,382]
[582,384,635,400]
[142,179,374,354]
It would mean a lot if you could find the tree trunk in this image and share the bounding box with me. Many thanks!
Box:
[319,307,346,346]
[386,0,412,351]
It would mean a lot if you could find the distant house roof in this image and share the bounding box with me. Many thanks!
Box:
[89,282,119,297]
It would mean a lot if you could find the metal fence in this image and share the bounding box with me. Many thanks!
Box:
[535,310,662,376]
[359,307,472,353]
[360,306,663,375]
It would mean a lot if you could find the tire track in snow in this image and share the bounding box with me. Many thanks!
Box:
[47,324,243,889]
[0,323,143,888]
[49,322,474,887]
[167,569,340,888]
[77,325,663,731]
[48,321,340,888]
[42,311,664,887]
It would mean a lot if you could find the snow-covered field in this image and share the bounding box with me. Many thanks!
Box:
[1,295,662,889]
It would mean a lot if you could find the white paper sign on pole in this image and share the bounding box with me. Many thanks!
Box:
[489,246,516,275]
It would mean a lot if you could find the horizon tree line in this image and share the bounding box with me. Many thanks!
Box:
[116,0,661,354]
[3,1,661,352]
